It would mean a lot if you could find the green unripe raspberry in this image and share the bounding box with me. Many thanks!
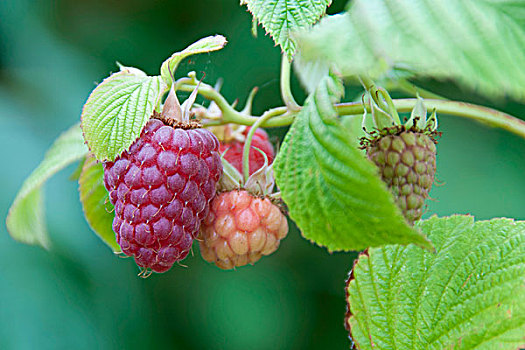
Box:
[366,130,437,223]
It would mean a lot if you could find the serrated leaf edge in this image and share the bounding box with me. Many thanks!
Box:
[80,70,165,162]
[242,0,331,59]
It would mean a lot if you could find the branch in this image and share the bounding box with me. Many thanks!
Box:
[176,78,294,127]
[336,100,525,139]
[176,75,525,139]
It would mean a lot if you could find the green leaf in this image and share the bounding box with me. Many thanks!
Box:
[273,75,432,251]
[346,215,525,350]
[293,51,330,93]
[78,155,120,252]
[6,124,88,248]
[160,35,227,85]
[69,156,86,181]
[241,0,332,60]
[296,1,525,100]
[81,66,166,162]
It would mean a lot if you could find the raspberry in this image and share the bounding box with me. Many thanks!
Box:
[219,127,274,175]
[365,130,436,223]
[199,190,288,269]
[103,118,222,273]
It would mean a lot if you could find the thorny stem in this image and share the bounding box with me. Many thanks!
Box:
[176,77,525,139]
[280,55,301,112]
[242,110,282,182]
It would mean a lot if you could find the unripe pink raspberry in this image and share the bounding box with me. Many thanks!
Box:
[218,127,274,175]
[104,117,222,273]
[199,190,288,269]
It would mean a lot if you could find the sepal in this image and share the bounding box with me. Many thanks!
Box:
[217,148,276,197]
[405,94,427,130]
[244,148,275,196]
[218,154,243,191]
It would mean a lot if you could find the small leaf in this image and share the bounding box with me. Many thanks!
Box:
[241,0,332,60]
[346,215,525,350]
[296,1,525,100]
[80,68,166,162]
[160,35,227,85]
[6,124,88,248]
[78,155,120,252]
[274,75,432,251]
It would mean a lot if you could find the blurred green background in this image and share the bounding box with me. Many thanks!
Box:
[1,1,523,349]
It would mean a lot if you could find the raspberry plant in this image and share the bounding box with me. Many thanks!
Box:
[5,0,525,348]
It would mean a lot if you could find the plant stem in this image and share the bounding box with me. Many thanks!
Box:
[177,80,294,127]
[176,76,525,139]
[241,111,278,182]
[336,99,525,138]
[280,55,301,111]
[403,99,525,138]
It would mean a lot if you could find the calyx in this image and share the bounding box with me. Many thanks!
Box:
[218,149,275,197]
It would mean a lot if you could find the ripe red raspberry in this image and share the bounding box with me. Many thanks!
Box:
[103,118,222,273]
[199,190,288,269]
[219,127,274,175]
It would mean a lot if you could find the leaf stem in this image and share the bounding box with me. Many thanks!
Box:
[241,110,280,182]
[280,55,301,111]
